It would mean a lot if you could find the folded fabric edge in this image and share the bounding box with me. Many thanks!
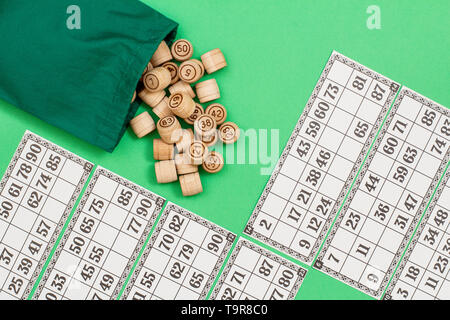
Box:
[102,23,178,153]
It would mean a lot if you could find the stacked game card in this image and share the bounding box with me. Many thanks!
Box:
[385,169,450,300]
[121,203,236,300]
[315,88,449,298]
[210,238,307,300]
[0,131,93,299]
[32,167,165,300]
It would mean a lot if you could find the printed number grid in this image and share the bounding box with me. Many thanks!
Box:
[33,167,165,300]
[0,131,93,300]
[315,88,450,298]
[210,238,307,300]
[245,51,399,264]
[121,203,236,300]
[385,170,450,300]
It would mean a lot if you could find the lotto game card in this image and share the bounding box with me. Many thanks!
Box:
[384,168,450,300]
[245,51,400,264]
[315,88,449,298]
[0,131,93,300]
[32,166,165,300]
[210,238,307,300]
[121,202,236,300]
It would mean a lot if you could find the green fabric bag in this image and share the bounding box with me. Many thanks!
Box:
[0,0,177,152]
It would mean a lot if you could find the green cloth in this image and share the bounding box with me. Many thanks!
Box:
[0,0,177,152]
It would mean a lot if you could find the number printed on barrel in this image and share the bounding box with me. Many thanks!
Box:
[32,167,165,300]
[385,170,450,300]
[210,238,307,300]
[315,88,450,298]
[121,203,235,300]
[245,51,399,264]
[0,131,93,300]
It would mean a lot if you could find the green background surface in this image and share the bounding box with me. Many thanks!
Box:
[0,0,449,300]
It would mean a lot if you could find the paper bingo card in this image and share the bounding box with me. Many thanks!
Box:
[384,168,450,300]
[245,51,400,264]
[210,238,307,300]
[121,202,236,300]
[32,167,165,300]
[0,131,93,300]
[315,88,450,298]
